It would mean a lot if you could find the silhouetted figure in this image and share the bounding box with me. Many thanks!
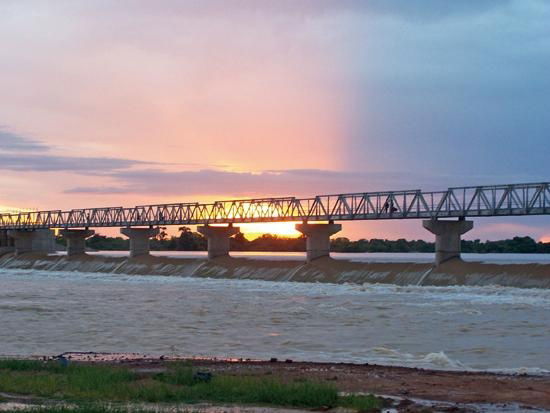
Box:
[382,200,389,213]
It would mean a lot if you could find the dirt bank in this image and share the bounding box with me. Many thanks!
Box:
[187,359,550,410]
[25,353,550,411]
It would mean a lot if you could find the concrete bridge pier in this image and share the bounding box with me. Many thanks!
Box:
[7,229,55,255]
[197,225,240,259]
[0,230,14,246]
[60,229,95,256]
[423,219,474,266]
[7,230,34,255]
[120,227,160,257]
[295,222,342,262]
[0,230,15,255]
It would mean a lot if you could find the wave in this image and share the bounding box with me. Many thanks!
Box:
[364,347,467,369]
[363,347,550,374]
[0,252,549,289]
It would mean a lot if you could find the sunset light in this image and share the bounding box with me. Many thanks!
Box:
[237,222,302,240]
[0,3,549,409]
[0,205,35,214]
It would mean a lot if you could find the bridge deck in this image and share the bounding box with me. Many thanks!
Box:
[0,182,548,230]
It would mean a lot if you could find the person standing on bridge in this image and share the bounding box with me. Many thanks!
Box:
[389,199,397,214]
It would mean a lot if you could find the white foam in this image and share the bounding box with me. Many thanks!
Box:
[363,347,467,370]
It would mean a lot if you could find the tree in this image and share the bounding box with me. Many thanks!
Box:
[231,232,249,251]
[177,226,206,250]
[157,227,168,241]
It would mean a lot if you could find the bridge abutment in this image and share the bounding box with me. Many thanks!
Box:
[295,222,342,262]
[60,229,95,256]
[120,227,159,257]
[197,225,240,259]
[423,219,473,266]
[7,229,55,255]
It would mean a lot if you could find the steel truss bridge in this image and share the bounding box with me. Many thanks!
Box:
[0,182,548,230]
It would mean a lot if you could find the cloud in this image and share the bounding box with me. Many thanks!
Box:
[64,168,452,198]
[0,130,49,152]
[87,1,510,21]
[0,153,149,173]
[0,0,548,245]
[65,167,545,199]
[0,128,154,173]
[63,186,130,194]
[313,0,510,20]
[341,0,550,178]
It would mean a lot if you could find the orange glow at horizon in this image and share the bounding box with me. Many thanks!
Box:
[0,205,36,214]
[239,222,302,240]
[540,236,550,243]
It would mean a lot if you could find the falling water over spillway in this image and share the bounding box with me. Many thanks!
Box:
[0,251,549,288]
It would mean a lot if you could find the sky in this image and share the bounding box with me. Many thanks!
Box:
[0,0,549,241]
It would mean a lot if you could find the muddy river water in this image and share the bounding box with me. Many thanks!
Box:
[1,256,549,372]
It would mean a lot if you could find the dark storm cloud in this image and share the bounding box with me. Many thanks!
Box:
[342,0,550,181]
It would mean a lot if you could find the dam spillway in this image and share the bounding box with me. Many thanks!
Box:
[1,252,549,289]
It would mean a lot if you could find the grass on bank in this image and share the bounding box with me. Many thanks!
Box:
[0,360,381,411]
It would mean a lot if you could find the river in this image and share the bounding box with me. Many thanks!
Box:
[1,252,549,372]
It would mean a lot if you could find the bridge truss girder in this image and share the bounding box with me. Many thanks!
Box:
[0,182,548,230]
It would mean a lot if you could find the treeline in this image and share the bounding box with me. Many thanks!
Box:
[461,237,549,254]
[56,228,550,253]
[331,236,550,253]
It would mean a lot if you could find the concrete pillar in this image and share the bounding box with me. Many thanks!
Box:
[197,225,240,259]
[0,230,15,255]
[7,229,54,255]
[423,219,474,266]
[31,229,56,253]
[60,229,95,256]
[7,230,34,255]
[0,230,13,247]
[295,223,342,262]
[120,227,160,257]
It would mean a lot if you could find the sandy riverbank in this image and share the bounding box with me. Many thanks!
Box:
[0,252,549,288]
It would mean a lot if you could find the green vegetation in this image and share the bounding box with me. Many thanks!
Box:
[0,408,116,413]
[461,236,549,254]
[86,236,129,251]
[0,360,381,411]
[58,226,550,254]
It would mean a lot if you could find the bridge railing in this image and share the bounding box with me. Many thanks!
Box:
[0,182,548,230]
